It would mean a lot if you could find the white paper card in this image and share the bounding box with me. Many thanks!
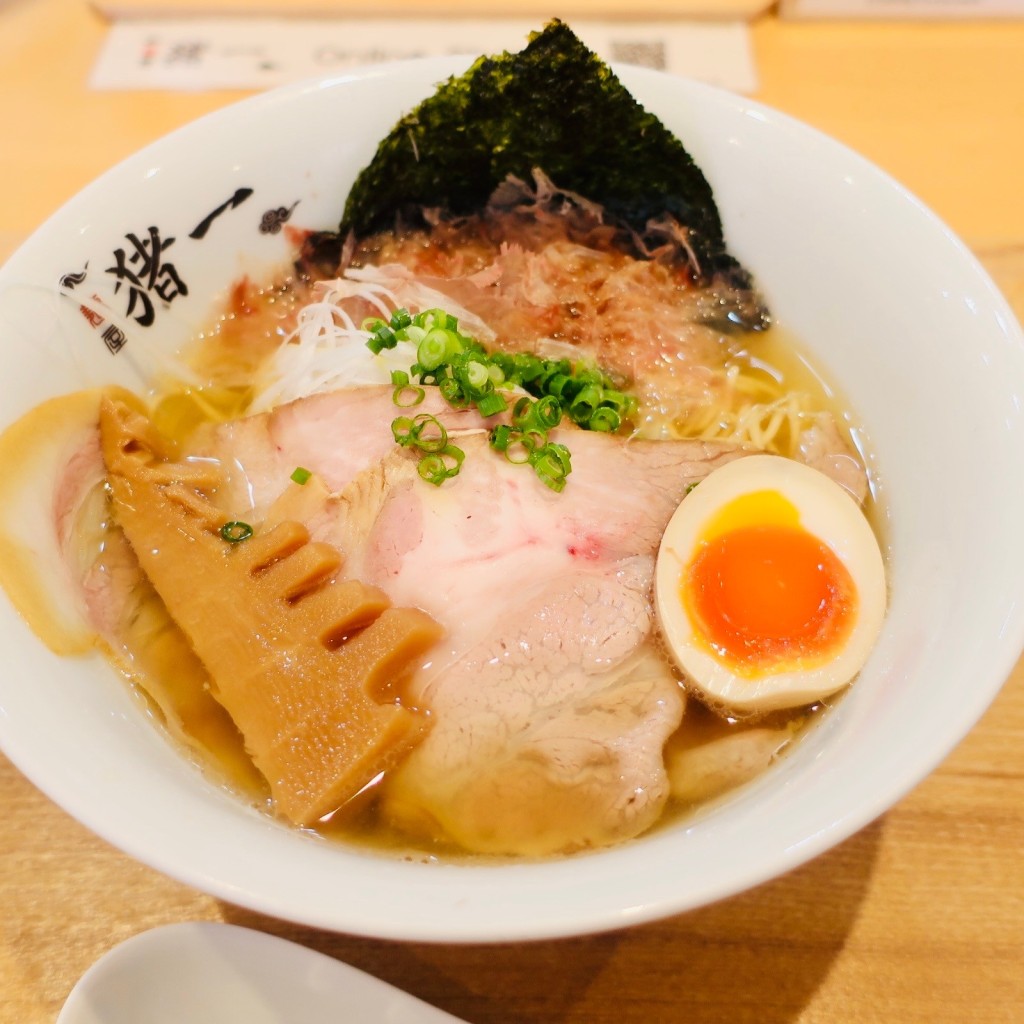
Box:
[89,18,757,93]
[780,0,1024,17]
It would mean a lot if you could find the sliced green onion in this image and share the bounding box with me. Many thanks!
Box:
[569,383,603,425]
[510,394,560,434]
[511,396,533,427]
[522,428,548,452]
[389,307,412,331]
[220,521,253,544]
[391,416,418,446]
[438,377,467,406]
[536,360,571,395]
[532,395,562,430]
[535,469,568,493]
[546,372,576,401]
[391,369,425,407]
[503,436,535,466]
[490,352,515,379]
[391,413,449,454]
[476,391,508,418]
[417,444,465,486]
[530,443,572,493]
[394,385,425,408]
[513,352,545,383]
[290,466,312,485]
[369,302,637,492]
[409,413,449,454]
[537,441,571,473]
[415,308,458,332]
[489,424,514,453]
[463,360,490,392]
[418,327,458,371]
[589,406,621,432]
[600,390,633,410]
[367,324,398,354]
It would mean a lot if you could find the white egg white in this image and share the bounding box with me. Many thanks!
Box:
[654,454,887,714]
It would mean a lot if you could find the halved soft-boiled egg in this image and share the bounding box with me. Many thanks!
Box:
[655,454,887,714]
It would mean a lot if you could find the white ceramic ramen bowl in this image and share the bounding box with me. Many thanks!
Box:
[1,58,1023,943]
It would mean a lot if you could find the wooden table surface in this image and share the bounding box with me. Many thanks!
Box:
[2,3,1023,1021]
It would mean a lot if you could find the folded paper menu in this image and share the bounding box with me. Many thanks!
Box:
[780,0,1024,17]
[90,17,760,92]
[94,0,773,16]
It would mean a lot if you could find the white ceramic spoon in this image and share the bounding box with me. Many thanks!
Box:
[58,921,471,1024]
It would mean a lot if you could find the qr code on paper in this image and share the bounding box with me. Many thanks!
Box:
[608,40,666,70]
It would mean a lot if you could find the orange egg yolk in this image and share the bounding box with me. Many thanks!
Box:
[681,490,858,675]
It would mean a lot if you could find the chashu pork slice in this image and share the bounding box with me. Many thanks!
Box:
[199,389,746,855]
[330,433,742,856]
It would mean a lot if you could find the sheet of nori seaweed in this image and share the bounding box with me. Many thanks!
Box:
[336,21,754,294]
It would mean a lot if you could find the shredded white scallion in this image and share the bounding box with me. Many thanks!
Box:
[248,265,496,412]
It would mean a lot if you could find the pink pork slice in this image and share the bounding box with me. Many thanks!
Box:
[199,385,745,856]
